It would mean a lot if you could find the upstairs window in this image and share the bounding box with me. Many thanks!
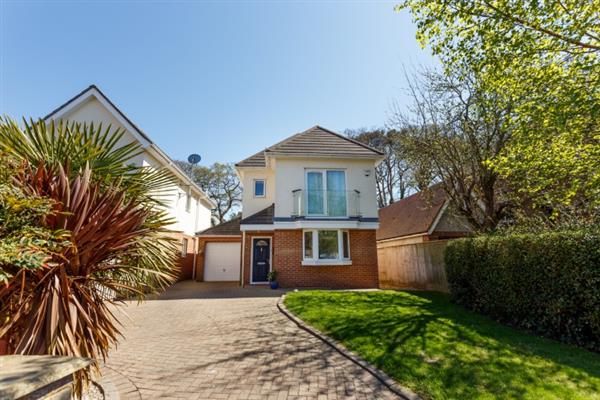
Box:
[254,179,266,197]
[306,170,347,217]
[185,188,192,212]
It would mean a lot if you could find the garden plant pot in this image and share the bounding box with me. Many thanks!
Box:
[270,281,279,290]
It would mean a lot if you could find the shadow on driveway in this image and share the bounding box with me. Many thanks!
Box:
[149,280,288,300]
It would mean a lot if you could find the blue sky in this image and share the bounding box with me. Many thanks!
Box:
[0,1,437,165]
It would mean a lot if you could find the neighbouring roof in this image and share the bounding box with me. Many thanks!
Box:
[236,125,384,168]
[44,85,153,143]
[377,186,448,241]
[43,85,215,209]
[197,216,241,236]
[240,204,274,225]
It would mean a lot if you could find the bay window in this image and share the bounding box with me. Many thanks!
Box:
[303,229,351,265]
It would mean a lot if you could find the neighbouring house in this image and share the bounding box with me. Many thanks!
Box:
[44,85,216,280]
[195,125,384,288]
[376,186,473,291]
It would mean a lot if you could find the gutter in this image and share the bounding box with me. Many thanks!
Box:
[146,144,216,209]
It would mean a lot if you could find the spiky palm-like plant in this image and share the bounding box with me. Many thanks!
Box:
[0,117,179,388]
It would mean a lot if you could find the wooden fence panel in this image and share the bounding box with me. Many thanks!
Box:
[377,240,449,292]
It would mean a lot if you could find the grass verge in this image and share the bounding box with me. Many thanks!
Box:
[284,290,600,400]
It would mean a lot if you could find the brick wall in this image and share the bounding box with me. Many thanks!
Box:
[169,232,196,281]
[272,229,379,289]
[195,236,242,282]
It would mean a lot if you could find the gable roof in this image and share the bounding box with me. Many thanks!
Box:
[240,204,274,225]
[44,85,215,209]
[377,186,448,241]
[236,125,384,168]
[196,216,241,236]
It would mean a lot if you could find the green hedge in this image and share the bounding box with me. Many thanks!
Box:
[445,230,600,351]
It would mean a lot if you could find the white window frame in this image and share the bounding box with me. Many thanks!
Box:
[185,187,192,213]
[253,179,266,198]
[302,229,352,266]
[304,169,347,218]
[181,238,188,257]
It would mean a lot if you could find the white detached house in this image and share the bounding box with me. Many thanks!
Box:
[44,85,215,280]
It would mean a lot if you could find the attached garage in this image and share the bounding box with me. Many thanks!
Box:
[204,242,241,281]
[195,217,242,283]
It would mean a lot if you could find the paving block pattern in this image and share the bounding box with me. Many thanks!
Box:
[101,281,398,399]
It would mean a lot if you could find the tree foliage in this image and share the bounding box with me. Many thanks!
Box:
[398,0,600,220]
[176,161,241,224]
[0,118,178,389]
[390,69,513,231]
[345,128,416,207]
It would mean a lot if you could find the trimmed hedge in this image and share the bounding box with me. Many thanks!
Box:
[445,230,600,351]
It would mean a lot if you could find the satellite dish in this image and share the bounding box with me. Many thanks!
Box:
[187,153,201,165]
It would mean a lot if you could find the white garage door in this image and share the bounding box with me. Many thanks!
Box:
[204,242,241,281]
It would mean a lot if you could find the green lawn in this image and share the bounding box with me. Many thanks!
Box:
[284,290,600,400]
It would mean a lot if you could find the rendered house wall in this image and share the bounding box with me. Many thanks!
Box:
[54,96,212,235]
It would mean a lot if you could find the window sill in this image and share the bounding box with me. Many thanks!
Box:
[302,259,352,266]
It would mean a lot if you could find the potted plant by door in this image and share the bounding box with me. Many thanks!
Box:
[267,270,279,289]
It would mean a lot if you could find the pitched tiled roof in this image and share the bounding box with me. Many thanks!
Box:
[240,204,274,225]
[377,186,447,241]
[196,216,241,236]
[236,126,384,168]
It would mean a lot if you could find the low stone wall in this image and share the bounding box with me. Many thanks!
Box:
[0,355,92,400]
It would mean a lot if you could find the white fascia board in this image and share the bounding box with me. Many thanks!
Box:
[273,220,379,230]
[240,224,275,231]
[145,145,216,209]
[45,88,152,148]
[427,200,450,235]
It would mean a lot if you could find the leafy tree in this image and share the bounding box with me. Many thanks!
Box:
[0,118,178,390]
[346,128,416,207]
[398,0,600,220]
[176,161,241,224]
[390,69,513,231]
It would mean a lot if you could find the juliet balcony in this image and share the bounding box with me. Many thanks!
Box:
[291,189,361,218]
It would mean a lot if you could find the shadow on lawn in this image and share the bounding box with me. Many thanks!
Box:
[287,290,600,400]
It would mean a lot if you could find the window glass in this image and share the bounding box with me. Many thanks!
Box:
[304,231,313,259]
[181,239,188,257]
[307,172,324,214]
[254,180,265,197]
[318,230,339,259]
[342,231,350,259]
[326,171,347,216]
[185,189,192,212]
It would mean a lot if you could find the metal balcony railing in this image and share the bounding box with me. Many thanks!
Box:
[291,189,361,218]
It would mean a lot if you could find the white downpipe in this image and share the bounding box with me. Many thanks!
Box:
[191,236,197,281]
[240,231,246,288]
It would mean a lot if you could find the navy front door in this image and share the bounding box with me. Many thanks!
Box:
[252,238,270,283]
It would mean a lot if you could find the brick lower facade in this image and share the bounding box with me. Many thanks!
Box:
[169,232,197,281]
[243,229,378,288]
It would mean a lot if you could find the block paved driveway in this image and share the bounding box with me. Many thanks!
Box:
[100,281,398,400]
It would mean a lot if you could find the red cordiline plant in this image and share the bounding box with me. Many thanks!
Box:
[0,118,179,388]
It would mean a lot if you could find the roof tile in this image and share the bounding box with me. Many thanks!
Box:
[236,126,383,168]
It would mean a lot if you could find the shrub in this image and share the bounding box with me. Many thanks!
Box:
[0,118,178,391]
[445,230,600,351]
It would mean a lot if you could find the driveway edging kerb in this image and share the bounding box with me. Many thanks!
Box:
[277,293,421,400]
